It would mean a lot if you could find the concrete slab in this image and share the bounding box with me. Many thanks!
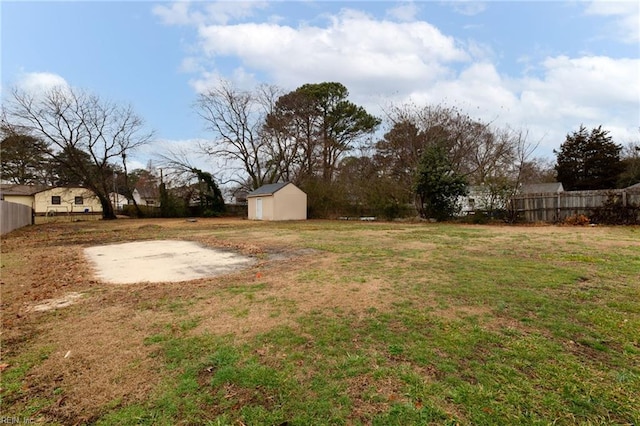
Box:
[84,240,254,284]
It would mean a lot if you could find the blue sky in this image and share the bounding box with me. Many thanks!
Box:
[2,1,639,172]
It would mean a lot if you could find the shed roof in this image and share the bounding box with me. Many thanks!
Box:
[247,182,291,197]
[520,182,564,194]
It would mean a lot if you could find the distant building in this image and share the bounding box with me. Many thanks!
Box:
[626,182,640,191]
[460,185,492,215]
[132,187,160,207]
[520,182,564,194]
[109,192,131,210]
[0,184,102,215]
[247,182,307,221]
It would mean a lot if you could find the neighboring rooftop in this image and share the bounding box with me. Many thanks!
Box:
[0,184,48,196]
[520,182,564,194]
[626,182,640,191]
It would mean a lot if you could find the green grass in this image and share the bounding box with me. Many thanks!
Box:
[3,220,640,425]
[0,346,56,417]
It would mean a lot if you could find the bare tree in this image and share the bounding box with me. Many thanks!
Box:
[195,80,283,190]
[379,102,542,219]
[2,86,153,219]
[373,120,427,204]
[381,102,500,183]
[156,148,225,217]
[502,128,542,222]
[518,156,556,184]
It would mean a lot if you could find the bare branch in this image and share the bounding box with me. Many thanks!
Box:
[3,85,153,219]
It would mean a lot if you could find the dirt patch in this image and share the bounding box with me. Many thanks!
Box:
[27,292,83,312]
[345,374,407,421]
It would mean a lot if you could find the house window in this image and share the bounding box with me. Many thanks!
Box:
[51,196,61,205]
[75,196,84,205]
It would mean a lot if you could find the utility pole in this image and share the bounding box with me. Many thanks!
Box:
[113,171,117,211]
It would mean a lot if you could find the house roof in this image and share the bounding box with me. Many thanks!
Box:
[247,182,290,197]
[626,182,640,191]
[466,185,491,194]
[520,182,564,194]
[0,184,49,196]
[134,186,159,199]
[0,184,95,197]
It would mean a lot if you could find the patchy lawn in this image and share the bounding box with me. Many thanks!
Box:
[1,219,639,425]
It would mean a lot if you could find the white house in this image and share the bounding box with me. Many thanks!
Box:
[108,192,131,210]
[520,182,564,194]
[0,184,102,215]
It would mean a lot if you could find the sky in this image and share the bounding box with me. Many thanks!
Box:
[2,0,639,173]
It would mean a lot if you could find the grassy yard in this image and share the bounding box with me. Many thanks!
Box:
[1,219,639,425]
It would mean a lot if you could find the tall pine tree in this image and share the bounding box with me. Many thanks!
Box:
[413,143,467,220]
[554,125,622,190]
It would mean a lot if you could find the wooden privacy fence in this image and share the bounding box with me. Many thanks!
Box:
[511,188,640,223]
[1,200,33,235]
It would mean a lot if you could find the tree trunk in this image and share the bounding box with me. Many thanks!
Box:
[98,194,117,220]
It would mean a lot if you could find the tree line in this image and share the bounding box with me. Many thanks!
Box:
[2,81,639,220]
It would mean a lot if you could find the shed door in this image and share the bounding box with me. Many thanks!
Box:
[256,198,263,219]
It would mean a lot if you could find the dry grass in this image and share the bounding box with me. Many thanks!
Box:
[1,218,638,424]
[2,219,398,421]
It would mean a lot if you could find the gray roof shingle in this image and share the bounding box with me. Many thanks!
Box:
[247,182,290,197]
[520,182,564,194]
[0,184,49,196]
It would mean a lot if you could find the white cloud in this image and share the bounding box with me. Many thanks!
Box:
[153,0,268,26]
[462,38,494,61]
[399,54,639,155]
[193,8,469,96]
[160,2,639,158]
[179,56,204,74]
[536,56,639,106]
[202,1,268,25]
[518,55,640,149]
[189,68,259,94]
[16,72,69,94]
[152,1,203,26]
[584,0,640,43]
[448,1,487,16]
[514,55,639,133]
[386,2,420,22]
[189,70,222,94]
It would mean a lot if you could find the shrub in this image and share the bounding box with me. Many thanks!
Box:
[563,214,590,226]
[121,204,161,218]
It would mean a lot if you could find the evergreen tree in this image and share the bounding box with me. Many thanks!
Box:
[554,125,622,190]
[413,144,467,220]
[0,133,50,184]
[192,169,225,216]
